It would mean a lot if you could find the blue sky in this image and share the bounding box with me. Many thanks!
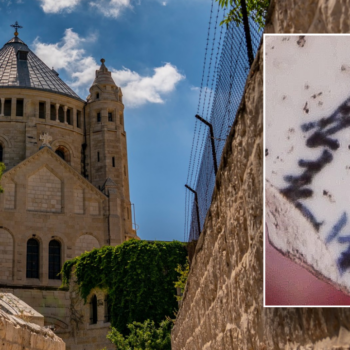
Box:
[0,0,223,242]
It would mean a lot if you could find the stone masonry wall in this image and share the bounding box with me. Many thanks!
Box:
[0,309,66,350]
[172,1,350,349]
[27,167,62,213]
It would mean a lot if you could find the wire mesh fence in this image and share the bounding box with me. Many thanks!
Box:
[185,1,262,243]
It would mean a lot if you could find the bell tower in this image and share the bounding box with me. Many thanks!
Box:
[86,59,135,242]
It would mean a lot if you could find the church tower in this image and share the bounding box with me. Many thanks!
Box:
[85,59,134,244]
[0,22,138,350]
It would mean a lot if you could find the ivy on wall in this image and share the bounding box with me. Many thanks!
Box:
[61,240,187,334]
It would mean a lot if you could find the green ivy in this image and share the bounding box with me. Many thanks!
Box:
[61,240,187,335]
[174,258,189,302]
[105,319,172,350]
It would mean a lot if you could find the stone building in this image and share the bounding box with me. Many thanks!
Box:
[0,292,66,350]
[0,25,138,350]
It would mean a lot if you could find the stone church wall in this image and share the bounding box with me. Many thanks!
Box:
[0,89,85,173]
[172,1,350,349]
[0,147,107,286]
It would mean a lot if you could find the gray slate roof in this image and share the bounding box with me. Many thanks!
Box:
[0,36,82,101]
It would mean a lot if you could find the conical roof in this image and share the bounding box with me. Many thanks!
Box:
[0,36,82,101]
[91,58,117,87]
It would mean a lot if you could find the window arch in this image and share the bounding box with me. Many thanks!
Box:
[55,146,71,163]
[49,240,61,280]
[90,295,98,324]
[0,143,3,162]
[26,239,39,278]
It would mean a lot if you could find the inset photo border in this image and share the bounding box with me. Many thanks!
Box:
[264,34,350,307]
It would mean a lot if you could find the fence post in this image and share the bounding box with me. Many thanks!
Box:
[195,114,218,175]
[185,185,201,238]
[240,0,254,67]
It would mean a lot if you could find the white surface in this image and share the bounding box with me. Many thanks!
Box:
[265,35,350,293]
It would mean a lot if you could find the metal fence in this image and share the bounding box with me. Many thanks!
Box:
[185,1,262,242]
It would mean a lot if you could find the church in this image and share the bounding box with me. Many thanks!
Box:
[0,23,138,350]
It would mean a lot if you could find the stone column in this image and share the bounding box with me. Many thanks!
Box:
[73,108,77,129]
[45,101,50,121]
[23,98,28,118]
[55,103,59,122]
[11,97,16,119]
[0,98,4,116]
[63,106,67,124]
[101,109,108,126]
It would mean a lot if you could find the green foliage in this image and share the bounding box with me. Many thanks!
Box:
[105,319,172,350]
[0,162,5,193]
[61,240,187,335]
[216,0,269,29]
[174,258,189,302]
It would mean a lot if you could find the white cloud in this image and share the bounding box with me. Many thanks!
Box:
[32,29,185,108]
[33,28,90,70]
[38,0,81,13]
[112,64,185,107]
[89,0,132,18]
[38,0,131,17]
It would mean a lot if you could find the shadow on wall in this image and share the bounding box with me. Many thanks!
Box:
[265,226,350,306]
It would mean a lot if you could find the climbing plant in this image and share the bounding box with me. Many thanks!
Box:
[105,319,172,350]
[216,0,269,29]
[61,240,187,335]
[174,258,189,302]
[0,162,5,193]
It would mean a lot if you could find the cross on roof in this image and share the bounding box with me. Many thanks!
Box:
[40,133,52,148]
[10,21,23,37]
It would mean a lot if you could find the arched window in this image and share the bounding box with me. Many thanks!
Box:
[26,239,39,278]
[90,295,98,324]
[49,240,61,280]
[0,144,3,162]
[55,146,71,163]
[55,149,65,160]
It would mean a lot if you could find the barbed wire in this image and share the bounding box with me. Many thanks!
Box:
[184,0,215,241]
[185,6,262,242]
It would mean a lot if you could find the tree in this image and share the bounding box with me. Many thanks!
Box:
[104,319,172,350]
[0,162,5,193]
[216,0,269,29]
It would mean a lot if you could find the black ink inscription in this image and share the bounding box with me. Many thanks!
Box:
[279,96,350,242]
[338,236,350,244]
[306,131,339,150]
[338,246,350,275]
[281,149,333,204]
[294,201,323,231]
[326,212,347,244]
